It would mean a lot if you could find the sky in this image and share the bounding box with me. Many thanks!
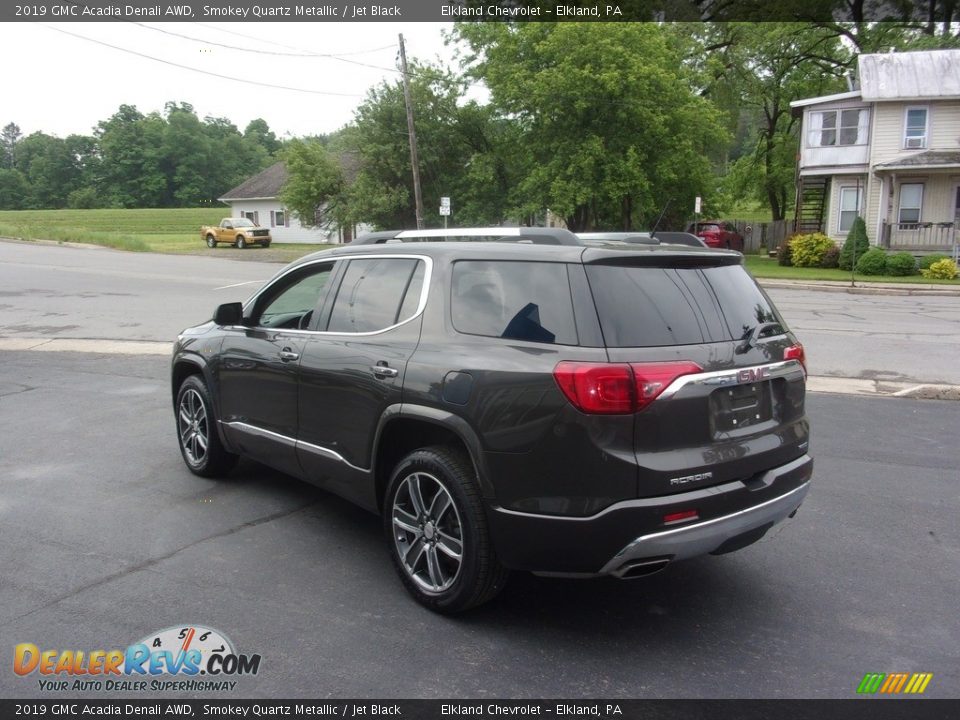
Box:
[3,22,462,139]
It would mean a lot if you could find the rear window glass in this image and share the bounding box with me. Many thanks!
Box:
[451,261,578,345]
[586,264,784,348]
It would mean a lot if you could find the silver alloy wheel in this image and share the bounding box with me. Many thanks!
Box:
[392,472,464,595]
[178,388,209,466]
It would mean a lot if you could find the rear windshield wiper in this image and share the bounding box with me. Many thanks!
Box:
[735,322,784,354]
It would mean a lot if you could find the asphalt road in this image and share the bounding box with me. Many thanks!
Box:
[0,350,957,699]
[1,241,960,383]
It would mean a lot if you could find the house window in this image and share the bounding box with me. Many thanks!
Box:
[897,184,923,225]
[810,109,867,147]
[903,107,928,149]
[275,209,285,227]
[243,211,259,224]
[838,186,863,233]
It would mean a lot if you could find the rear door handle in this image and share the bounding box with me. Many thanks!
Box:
[370,364,399,378]
[279,348,300,362]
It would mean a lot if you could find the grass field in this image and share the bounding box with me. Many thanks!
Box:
[0,208,334,260]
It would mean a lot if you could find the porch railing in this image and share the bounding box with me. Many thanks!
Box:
[880,221,958,252]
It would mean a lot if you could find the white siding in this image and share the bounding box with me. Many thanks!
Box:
[798,101,871,172]
[226,200,368,244]
[825,175,869,242]
[870,101,960,163]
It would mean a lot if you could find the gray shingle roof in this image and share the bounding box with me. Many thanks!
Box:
[219,161,288,201]
[874,150,960,170]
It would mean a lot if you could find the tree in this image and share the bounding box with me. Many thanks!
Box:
[0,168,29,209]
[244,119,282,157]
[280,138,347,229]
[684,24,849,221]
[454,22,729,231]
[95,105,167,207]
[1,122,21,169]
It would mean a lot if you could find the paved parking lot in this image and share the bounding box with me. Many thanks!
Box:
[1,349,956,699]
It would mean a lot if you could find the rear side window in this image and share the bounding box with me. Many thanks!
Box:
[327,258,424,333]
[451,261,578,345]
[586,264,784,348]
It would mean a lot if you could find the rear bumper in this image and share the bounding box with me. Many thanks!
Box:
[486,454,812,576]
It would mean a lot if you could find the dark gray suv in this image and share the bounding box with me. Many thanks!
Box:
[172,227,812,612]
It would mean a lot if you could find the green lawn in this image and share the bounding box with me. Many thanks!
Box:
[0,208,335,260]
[743,254,960,285]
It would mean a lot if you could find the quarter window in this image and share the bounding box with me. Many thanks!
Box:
[326,258,425,333]
[898,184,923,225]
[904,107,928,149]
[838,186,863,233]
[451,261,578,345]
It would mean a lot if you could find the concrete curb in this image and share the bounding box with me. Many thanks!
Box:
[757,278,960,297]
[3,336,959,401]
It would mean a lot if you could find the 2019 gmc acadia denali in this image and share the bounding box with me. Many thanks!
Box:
[171,227,812,613]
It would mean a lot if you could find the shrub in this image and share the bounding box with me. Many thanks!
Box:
[820,245,840,268]
[885,252,917,277]
[777,238,794,266]
[919,254,950,271]
[839,216,870,270]
[855,247,888,275]
[921,258,959,280]
[789,233,836,267]
[67,187,103,210]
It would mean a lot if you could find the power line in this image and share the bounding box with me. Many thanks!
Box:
[192,22,396,57]
[132,22,399,73]
[42,25,363,98]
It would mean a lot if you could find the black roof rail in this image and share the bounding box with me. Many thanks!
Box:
[351,227,582,246]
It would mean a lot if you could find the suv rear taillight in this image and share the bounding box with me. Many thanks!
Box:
[784,343,807,375]
[554,361,702,415]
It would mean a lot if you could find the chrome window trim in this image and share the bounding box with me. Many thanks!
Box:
[229,254,433,338]
[222,421,370,473]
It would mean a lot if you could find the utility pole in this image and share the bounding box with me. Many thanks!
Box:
[398,33,424,230]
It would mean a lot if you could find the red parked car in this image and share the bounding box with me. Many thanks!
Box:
[687,221,744,251]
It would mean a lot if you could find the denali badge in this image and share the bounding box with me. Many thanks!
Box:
[738,367,771,384]
[669,471,713,486]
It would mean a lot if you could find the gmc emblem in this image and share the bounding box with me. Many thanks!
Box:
[738,367,771,384]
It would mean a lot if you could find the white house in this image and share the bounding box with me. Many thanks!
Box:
[791,49,960,253]
[219,161,369,244]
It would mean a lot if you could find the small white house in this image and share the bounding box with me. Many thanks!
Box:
[791,49,960,252]
[219,161,368,244]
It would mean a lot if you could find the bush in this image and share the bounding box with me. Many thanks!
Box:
[777,238,794,266]
[820,245,840,268]
[885,252,917,277]
[921,258,959,280]
[919,254,950,271]
[789,233,836,267]
[839,216,870,270]
[67,187,103,209]
[855,247,888,275]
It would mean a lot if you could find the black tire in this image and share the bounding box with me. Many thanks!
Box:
[175,375,238,478]
[236,235,247,249]
[206,234,217,248]
[384,445,508,613]
[261,241,271,248]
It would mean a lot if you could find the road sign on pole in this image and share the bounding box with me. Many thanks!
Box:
[440,196,451,216]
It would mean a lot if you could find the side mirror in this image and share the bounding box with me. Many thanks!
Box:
[213,302,244,326]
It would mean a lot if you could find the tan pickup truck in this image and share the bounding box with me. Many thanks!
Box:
[201,218,272,249]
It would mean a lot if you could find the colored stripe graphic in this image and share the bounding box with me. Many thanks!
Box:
[857,673,885,694]
[857,672,932,694]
